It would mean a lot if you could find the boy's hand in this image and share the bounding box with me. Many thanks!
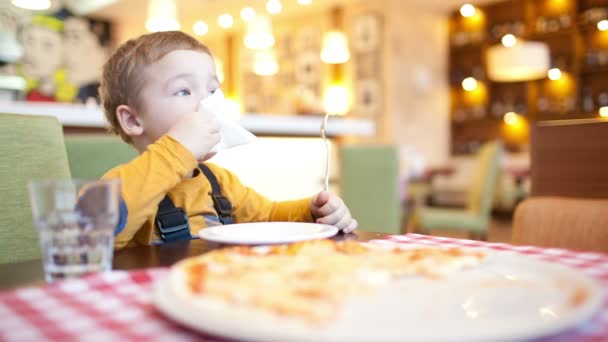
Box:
[167,110,221,161]
[311,191,358,233]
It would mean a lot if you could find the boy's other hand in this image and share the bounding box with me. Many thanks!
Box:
[311,191,358,233]
[168,109,221,161]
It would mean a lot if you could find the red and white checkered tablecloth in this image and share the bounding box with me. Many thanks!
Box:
[0,234,606,342]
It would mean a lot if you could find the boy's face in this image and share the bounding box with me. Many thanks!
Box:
[136,49,219,144]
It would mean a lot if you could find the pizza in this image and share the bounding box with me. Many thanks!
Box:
[169,240,485,324]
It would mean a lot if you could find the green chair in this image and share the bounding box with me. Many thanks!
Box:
[339,145,401,234]
[408,141,503,240]
[0,113,71,264]
[64,135,137,180]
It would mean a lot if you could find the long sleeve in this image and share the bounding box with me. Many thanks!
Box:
[204,164,314,224]
[101,135,197,249]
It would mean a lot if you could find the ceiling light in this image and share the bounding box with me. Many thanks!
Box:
[461,77,478,91]
[298,0,312,5]
[501,34,517,47]
[193,21,208,36]
[487,40,550,82]
[503,112,519,126]
[324,85,350,115]
[460,4,476,18]
[11,0,51,10]
[145,0,180,32]
[321,31,350,64]
[240,7,256,22]
[547,68,561,80]
[598,20,608,31]
[266,0,282,14]
[218,14,234,29]
[253,49,279,76]
[244,15,275,49]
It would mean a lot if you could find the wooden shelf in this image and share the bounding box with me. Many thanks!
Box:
[449,0,608,154]
[528,28,577,39]
[581,65,608,74]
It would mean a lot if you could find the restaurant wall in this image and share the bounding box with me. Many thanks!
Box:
[344,0,450,169]
[384,2,450,168]
[111,0,452,180]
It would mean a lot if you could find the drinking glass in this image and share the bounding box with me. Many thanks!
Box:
[28,179,121,282]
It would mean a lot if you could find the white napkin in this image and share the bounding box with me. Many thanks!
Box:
[198,89,257,153]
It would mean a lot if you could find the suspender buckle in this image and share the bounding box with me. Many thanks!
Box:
[211,194,233,224]
[211,194,232,216]
[156,208,191,241]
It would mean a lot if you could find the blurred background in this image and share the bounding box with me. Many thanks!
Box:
[2,0,608,241]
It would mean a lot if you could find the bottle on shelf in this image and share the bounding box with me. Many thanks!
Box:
[586,49,598,67]
[582,87,595,113]
[597,89,608,108]
[472,104,486,119]
[537,93,550,112]
[564,96,576,112]
[514,99,526,114]
[558,14,571,29]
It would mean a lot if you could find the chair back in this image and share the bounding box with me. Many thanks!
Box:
[0,113,71,264]
[466,141,502,216]
[513,197,608,253]
[339,145,401,233]
[531,119,608,198]
[64,135,137,180]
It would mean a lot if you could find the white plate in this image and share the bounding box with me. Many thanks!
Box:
[197,222,339,244]
[154,249,605,342]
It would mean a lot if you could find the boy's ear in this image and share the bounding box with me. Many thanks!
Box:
[116,105,143,137]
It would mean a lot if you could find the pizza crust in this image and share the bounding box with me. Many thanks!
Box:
[169,240,485,324]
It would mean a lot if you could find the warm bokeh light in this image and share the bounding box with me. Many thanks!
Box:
[240,7,256,22]
[501,34,517,47]
[266,0,282,14]
[298,0,312,5]
[324,85,350,115]
[598,20,608,31]
[145,0,180,32]
[547,68,562,81]
[461,77,478,92]
[218,14,234,29]
[503,112,520,126]
[320,31,350,64]
[11,0,50,10]
[600,106,608,118]
[244,15,275,50]
[546,71,574,96]
[460,4,476,18]
[252,49,279,76]
[193,21,208,36]
[502,112,529,144]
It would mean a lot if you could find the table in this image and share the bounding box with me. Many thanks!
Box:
[0,231,387,290]
[1,233,607,341]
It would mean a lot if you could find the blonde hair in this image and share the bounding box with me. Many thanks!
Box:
[99,31,211,142]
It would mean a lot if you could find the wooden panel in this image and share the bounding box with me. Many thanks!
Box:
[531,119,608,198]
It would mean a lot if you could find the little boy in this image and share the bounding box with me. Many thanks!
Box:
[99,31,358,249]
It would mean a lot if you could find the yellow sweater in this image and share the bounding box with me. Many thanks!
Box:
[102,135,314,249]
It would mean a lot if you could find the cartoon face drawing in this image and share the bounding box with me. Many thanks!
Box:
[63,16,106,87]
[19,22,63,79]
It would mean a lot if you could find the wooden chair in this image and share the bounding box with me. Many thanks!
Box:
[339,145,401,234]
[0,113,71,264]
[407,141,503,240]
[512,197,608,253]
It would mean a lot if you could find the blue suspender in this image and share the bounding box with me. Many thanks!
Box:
[155,163,233,243]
